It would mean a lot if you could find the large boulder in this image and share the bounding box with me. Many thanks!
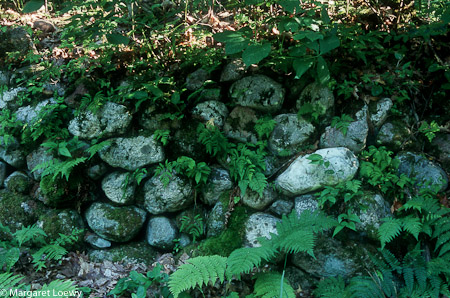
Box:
[99,136,164,171]
[320,106,369,153]
[223,106,259,144]
[192,100,229,128]
[296,82,334,123]
[68,102,132,139]
[4,171,32,194]
[142,174,194,214]
[294,194,319,217]
[291,235,377,279]
[244,212,280,247]
[396,152,448,192]
[16,98,58,125]
[38,209,85,246]
[229,75,285,113]
[376,121,413,151]
[186,69,209,91]
[85,202,147,243]
[275,148,359,196]
[146,216,178,250]
[26,146,56,180]
[101,171,136,205]
[0,27,35,60]
[201,166,232,205]
[268,114,315,157]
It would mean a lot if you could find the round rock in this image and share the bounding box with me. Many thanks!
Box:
[99,136,165,171]
[244,212,280,247]
[146,216,178,250]
[101,171,135,205]
[85,202,147,242]
[192,100,229,128]
[201,166,232,205]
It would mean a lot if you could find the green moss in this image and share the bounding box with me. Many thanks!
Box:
[39,209,85,246]
[104,206,144,237]
[39,175,79,207]
[195,205,249,257]
[88,241,158,264]
[0,190,46,237]
[6,174,32,194]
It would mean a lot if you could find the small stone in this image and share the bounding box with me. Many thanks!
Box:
[186,69,209,91]
[85,234,112,249]
[101,171,135,205]
[146,216,178,250]
[192,100,229,128]
[244,213,280,247]
[220,59,246,82]
[294,194,319,216]
[267,200,294,217]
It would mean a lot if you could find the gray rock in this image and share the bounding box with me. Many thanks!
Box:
[223,106,259,144]
[430,134,450,173]
[242,187,278,210]
[285,266,317,291]
[142,174,194,214]
[0,137,25,168]
[0,70,10,86]
[32,19,57,33]
[396,152,448,192]
[348,191,390,241]
[376,121,412,151]
[179,233,192,247]
[27,146,55,180]
[229,75,285,113]
[101,171,135,205]
[320,106,368,153]
[275,148,359,197]
[85,202,147,242]
[99,136,164,171]
[207,201,226,237]
[85,234,112,249]
[291,235,377,279]
[296,82,334,122]
[220,59,246,82]
[295,194,319,216]
[68,102,132,140]
[186,69,209,91]
[146,216,178,250]
[201,166,232,205]
[86,163,108,180]
[88,241,157,265]
[139,106,181,132]
[170,122,205,160]
[369,98,392,128]
[192,100,229,128]
[4,171,32,194]
[0,162,7,187]
[269,114,315,157]
[16,98,57,124]
[199,88,221,101]
[0,87,26,109]
[267,200,294,217]
[244,212,280,247]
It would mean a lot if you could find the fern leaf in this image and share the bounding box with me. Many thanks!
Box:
[403,266,415,295]
[226,246,276,278]
[275,229,315,256]
[0,272,24,291]
[347,276,385,298]
[168,255,227,298]
[32,244,68,271]
[253,272,295,298]
[0,247,20,271]
[401,216,422,240]
[378,218,402,248]
[14,224,47,247]
[434,231,450,253]
[314,276,348,298]
[437,242,450,257]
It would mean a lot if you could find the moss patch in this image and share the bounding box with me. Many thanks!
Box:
[39,209,85,247]
[39,175,79,207]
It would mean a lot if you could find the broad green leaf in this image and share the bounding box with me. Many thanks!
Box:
[289,45,307,57]
[23,0,44,13]
[278,0,301,13]
[106,33,130,45]
[293,58,313,79]
[132,91,148,100]
[225,41,248,55]
[321,7,331,24]
[280,18,300,32]
[319,35,340,55]
[316,56,330,85]
[213,31,245,43]
[293,31,323,42]
[242,43,271,66]
[58,146,72,158]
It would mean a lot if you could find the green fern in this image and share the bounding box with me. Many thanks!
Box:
[253,272,295,298]
[197,123,230,158]
[168,255,227,298]
[226,245,277,277]
[40,279,79,295]
[313,276,348,298]
[0,272,25,294]
[378,217,403,248]
[33,157,87,182]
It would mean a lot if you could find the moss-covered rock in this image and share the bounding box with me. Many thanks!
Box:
[88,241,158,264]
[4,171,32,194]
[0,189,46,239]
[85,202,147,243]
[39,175,79,207]
[38,209,85,247]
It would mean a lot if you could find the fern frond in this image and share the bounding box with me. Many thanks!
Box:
[226,246,276,278]
[0,247,20,271]
[347,276,385,298]
[378,218,402,248]
[275,230,315,256]
[313,276,348,298]
[253,272,295,298]
[401,216,422,240]
[32,244,68,271]
[168,255,227,298]
[0,272,24,291]
[13,224,47,247]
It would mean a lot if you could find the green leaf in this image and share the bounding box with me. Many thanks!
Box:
[316,56,330,85]
[225,41,248,55]
[106,33,130,45]
[278,0,301,13]
[319,35,340,55]
[242,43,271,66]
[213,31,245,43]
[293,31,323,41]
[321,7,331,24]
[293,58,313,79]
[58,146,72,158]
[23,0,44,13]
